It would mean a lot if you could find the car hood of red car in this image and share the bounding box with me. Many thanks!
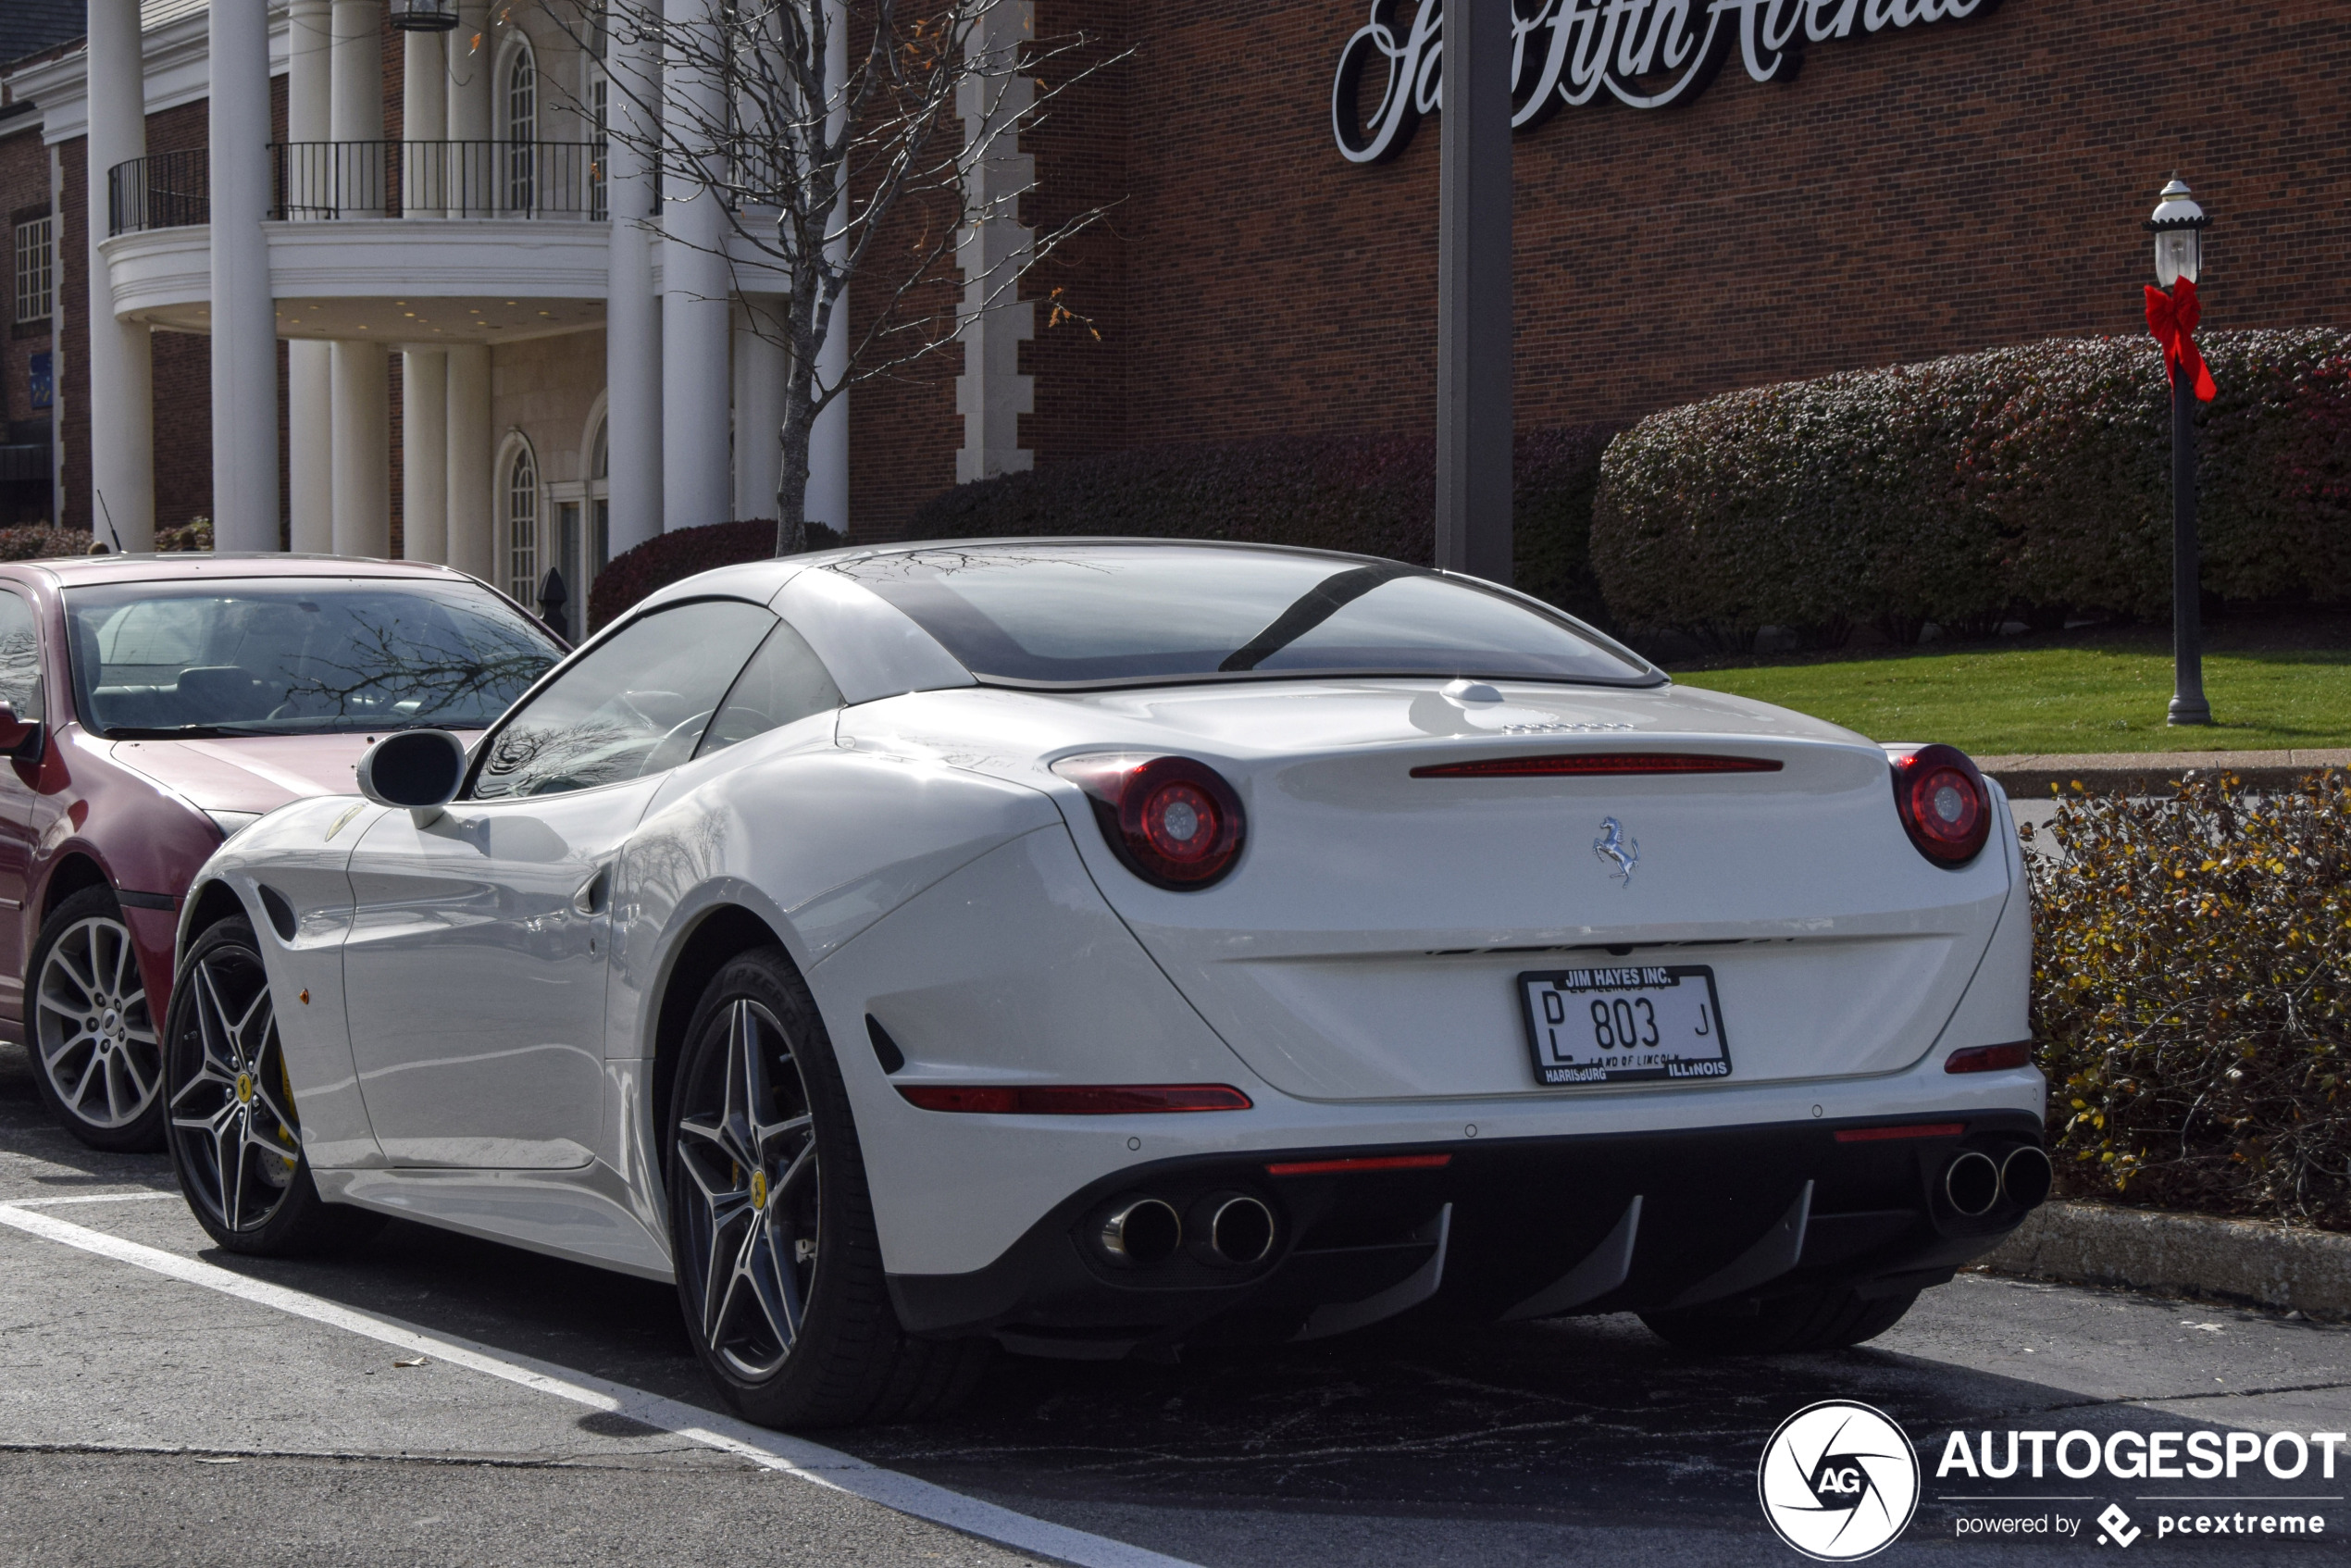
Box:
[105,731,475,815]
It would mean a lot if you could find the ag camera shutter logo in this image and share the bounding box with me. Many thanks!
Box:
[1759,1400,1922,1561]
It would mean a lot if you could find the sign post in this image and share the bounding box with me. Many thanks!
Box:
[1435,0,1512,584]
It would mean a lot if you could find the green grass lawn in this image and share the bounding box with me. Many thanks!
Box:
[1671,641,2351,755]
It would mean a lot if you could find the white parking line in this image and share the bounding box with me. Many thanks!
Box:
[0,1201,1199,1568]
[6,1190,182,1207]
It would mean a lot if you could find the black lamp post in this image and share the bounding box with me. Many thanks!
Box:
[389,0,458,32]
[2149,176,2211,728]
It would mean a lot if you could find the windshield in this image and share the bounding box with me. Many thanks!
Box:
[65,579,562,739]
[831,544,1655,688]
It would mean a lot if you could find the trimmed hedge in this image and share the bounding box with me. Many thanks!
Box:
[2029,772,2351,1228]
[588,518,841,632]
[0,527,93,561]
[1592,330,2351,647]
[902,427,1620,626]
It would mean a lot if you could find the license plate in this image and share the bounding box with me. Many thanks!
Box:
[1518,964,1732,1086]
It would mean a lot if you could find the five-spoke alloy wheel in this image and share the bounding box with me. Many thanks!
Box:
[27,888,163,1151]
[163,917,377,1255]
[665,948,988,1428]
[674,995,822,1379]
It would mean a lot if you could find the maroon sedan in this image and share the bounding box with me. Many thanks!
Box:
[3,554,563,1150]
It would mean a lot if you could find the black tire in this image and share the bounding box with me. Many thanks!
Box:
[25,887,165,1151]
[162,917,382,1256]
[1640,1287,1919,1355]
[665,947,989,1429]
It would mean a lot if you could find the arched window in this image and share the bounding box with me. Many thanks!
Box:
[504,44,538,212]
[587,417,610,585]
[506,445,540,604]
[588,66,609,220]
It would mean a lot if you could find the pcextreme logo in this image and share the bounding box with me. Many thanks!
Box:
[1759,1400,1922,1562]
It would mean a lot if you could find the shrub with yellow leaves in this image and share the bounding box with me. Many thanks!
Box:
[2027,771,2351,1227]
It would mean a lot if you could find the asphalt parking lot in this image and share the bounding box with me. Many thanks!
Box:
[3,1039,2347,1568]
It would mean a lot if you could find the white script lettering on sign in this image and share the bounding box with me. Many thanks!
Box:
[1332,0,1996,163]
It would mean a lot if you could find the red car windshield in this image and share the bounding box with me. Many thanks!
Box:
[64,579,561,738]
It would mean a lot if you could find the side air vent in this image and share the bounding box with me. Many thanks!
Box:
[256,884,298,943]
[865,1015,906,1075]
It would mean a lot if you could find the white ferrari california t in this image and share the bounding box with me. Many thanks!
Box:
[164,540,2047,1428]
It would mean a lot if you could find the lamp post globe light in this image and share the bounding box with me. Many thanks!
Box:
[2149,176,2213,727]
[389,0,458,32]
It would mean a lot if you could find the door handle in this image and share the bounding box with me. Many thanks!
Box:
[572,866,610,916]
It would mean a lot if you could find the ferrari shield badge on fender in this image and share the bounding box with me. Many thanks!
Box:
[1594,817,1638,887]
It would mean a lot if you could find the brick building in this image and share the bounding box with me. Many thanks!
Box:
[5,0,2348,569]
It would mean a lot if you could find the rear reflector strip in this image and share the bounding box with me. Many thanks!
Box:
[1945,1041,2034,1075]
[1833,1122,1967,1143]
[1264,1153,1454,1176]
[894,1083,1252,1114]
[1410,753,1785,778]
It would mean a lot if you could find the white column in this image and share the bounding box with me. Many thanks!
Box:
[324,0,385,557]
[209,0,280,552]
[661,0,731,533]
[287,343,332,552]
[85,0,154,550]
[286,0,332,554]
[390,25,444,569]
[732,298,783,521]
[330,0,383,212]
[952,0,1035,486]
[403,26,447,218]
[445,342,493,580]
[446,0,490,216]
[604,10,663,554]
[806,290,847,536]
[806,1,849,536]
[402,349,449,561]
[447,2,491,138]
[330,342,389,557]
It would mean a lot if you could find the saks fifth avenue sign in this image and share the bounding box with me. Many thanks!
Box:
[1333,0,1999,162]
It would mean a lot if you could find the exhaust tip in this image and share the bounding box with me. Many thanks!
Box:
[1193,1193,1275,1266]
[2000,1144,2054,1211]
[1098,1198,1182,1267]
[1944,1150,2001,1217]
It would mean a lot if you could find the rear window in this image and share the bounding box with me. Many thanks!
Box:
[831,544,1655,688]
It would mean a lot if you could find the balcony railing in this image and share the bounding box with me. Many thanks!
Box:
[106,142,609,236]
[109,148,210,234]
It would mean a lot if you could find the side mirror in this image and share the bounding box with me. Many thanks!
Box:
[356,729,466,824]
[0,700,41,757]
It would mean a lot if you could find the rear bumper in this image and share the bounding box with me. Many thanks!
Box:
[887,1110,2045,1355]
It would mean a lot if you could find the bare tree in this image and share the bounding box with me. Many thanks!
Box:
[548,0,1120,555]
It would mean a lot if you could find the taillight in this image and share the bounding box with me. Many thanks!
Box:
[1890,743,1992,867]
[1051,753,1247,890]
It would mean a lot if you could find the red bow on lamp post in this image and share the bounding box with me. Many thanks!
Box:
[2144,275,2217,403]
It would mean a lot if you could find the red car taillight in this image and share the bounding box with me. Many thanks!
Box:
[1890,743,1992,867]
[1051,753,1247,890]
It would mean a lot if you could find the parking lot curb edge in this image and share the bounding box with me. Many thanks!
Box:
[1981,1201,2351,1319]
